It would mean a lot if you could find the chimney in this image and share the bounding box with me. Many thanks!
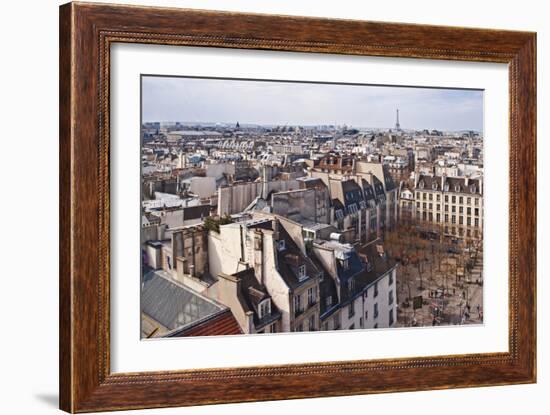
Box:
[262,166,268,199]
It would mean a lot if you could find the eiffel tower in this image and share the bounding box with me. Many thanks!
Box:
[395,109,401,131]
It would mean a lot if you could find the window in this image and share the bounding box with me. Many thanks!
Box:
[475,208,480,216]
[429,203,433,210]
[423,193,427,200]
[277,240,286,251]
[445,195,449,203]
[436,204,440,211]
[298,264,307,280]
[341,258,349,270]
[475,198,479,206]
[423,202,426,209]
[452,206,456,213]
[259,299,271,318]
[333,315,340,329]
[429,193,433,201]
[388,272,393,285]
[389,309,394,326]
[436,194,441,202]
[436,213,441,222]
[374,282,379,297]
[335,209,344,220]
[467,197,471,205]
[452,196,456,203]
[294,294,302,315]
[326,296,332,307]
[467,217,471,226]
[452,215,456,224]
[348,301,355,318]
[459,216,464,225]
[347,278,355,293]
[309,314,316,331]
[307,287,316,306]
[416,201,420,208]
[374,303,379,319]
[475,218,479,227]
[467,207,471,215]
[444,205,449,212]
[388,289,394,306]
[459,196,463,204]
[166,255,172,270]
[445,214,449,223]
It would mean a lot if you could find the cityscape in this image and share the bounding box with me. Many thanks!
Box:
[140,76,484,338]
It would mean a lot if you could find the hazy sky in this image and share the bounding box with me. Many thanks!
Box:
[142,76,483,132]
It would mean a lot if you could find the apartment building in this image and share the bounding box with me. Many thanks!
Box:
[413,174,483,240]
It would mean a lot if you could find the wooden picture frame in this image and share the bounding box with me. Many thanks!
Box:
[59,2,536,412]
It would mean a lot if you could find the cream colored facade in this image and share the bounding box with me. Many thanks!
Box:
[413,175,483,240]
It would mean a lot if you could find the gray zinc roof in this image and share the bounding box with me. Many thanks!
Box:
[141,271,225,331]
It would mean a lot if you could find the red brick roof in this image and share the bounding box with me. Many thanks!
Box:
[174,309,243,337]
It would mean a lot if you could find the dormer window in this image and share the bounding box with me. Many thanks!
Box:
[419,181,425,189]
[341,258,349,270]
[347,278,355,292]
[258,299,271,319]
[455,184,460,192]
[470,185,476,193]
[277,240,286,251]
[298,264,307,281]
[432,182,438,190]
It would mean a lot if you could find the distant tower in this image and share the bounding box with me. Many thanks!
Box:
[236,121,240,129]
[395,109,401,131]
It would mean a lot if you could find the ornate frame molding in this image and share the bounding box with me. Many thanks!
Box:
[60,2,536,412]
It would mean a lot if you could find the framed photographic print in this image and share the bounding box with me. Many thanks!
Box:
[59,2,536,412]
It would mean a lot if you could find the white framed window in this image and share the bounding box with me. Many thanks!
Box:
[307,287,316,306]
[298,264,307,280]
[308,314,316,331]
[259,299,271,319]
[294,294,302,315]
[277,239,286,251]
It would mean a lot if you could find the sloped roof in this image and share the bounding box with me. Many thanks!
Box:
[141,271,225,332]
[232,268,282,329]
[168,309,243,337]
[276,225,322,290]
